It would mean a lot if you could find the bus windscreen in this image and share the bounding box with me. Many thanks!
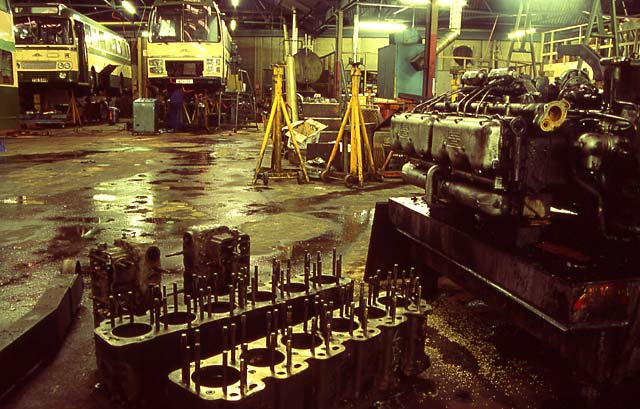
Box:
[14,17,73,46]
[150,5,220,43]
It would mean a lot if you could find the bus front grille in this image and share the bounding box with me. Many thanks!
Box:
[18,61,58,70]
[165,61,203,78]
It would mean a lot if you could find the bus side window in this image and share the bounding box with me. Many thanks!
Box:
[84,24,91,46]
[92,27,99,47]
[0,50,14,85]
[99,30,106,50]
[116,40,122,56]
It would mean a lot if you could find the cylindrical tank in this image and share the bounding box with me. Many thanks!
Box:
[294,49,323,85]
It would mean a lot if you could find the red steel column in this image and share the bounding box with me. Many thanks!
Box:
[422,3,438,98]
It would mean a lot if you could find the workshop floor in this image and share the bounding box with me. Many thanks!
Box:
[0,125,632,409]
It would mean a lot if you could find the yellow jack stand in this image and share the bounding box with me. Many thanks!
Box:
[252,65,309,185]
[320,61,380,188]
[66,89,82,126]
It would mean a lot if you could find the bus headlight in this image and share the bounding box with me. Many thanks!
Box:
[149,59,164,67]
[57,62,72,70]
[206,64,215,73]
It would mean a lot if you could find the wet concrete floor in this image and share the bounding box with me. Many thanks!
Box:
[0,125,634,408]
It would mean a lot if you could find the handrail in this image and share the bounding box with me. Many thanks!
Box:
[540,17,640,71]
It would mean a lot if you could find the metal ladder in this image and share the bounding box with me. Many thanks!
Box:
[578,0,621,70]
[507,0,537,77]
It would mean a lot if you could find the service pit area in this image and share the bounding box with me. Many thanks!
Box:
[0,125,630,409]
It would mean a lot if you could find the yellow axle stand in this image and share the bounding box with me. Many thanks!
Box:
[252,65,309,185]
[320,62,380,188]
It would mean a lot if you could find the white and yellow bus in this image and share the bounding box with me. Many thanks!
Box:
[0,0,18,132]
[146,0,232,92]
[13,4,132,95]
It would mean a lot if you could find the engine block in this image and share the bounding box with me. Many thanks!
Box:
[394,60,640,244]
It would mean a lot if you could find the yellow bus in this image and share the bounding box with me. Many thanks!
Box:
[146,0,232,92]
[13,4,132,95]
[0,0,18,132]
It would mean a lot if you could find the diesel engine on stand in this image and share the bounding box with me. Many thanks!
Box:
[393,58,640,247]
[365,57,640,388]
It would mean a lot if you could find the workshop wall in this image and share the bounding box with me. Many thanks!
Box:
[236,36,538,97]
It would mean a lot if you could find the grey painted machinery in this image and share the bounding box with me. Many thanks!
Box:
[392,61,640,245]
[367,58,640,394]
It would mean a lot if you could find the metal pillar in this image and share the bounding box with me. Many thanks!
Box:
[137,36,148,98]
[422,2,438,98]
[285,9,299,122]
[334,9,344,98]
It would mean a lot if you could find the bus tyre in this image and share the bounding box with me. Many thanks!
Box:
[90,68,98,95]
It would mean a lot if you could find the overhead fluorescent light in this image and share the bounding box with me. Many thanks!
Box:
[400,0,467,6]
[231,0,240,7]
[122,0,136,15]
[508,27,536,39]
[230,19,237,31]
[358,21,407,32]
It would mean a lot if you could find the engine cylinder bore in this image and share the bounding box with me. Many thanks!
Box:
[204,301,235,313]
[377,296,410,308]
[282,283,308,293]
[112,322,153,338]
[331,317,360,332]
[281,333,323,349]
[241,348,285,367]
[160,311,197,325]
[194,365,241,387]
[310,275,338,285]
[247,291,276,302]
[367,306,387,319]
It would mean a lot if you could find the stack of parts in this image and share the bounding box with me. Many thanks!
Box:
[94,250,352,407]
[166,266,431,409]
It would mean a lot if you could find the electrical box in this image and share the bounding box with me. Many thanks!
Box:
[377,44,425,99]
[133,98,158,134]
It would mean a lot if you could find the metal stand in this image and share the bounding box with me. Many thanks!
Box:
[66,89,82,126]
[320,62,380,188]
[183,91,211,131]
[252,65,309,185]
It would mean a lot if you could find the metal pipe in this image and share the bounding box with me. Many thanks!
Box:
[436,0,464,54]
[286,11,299,122]
[436,30,461,54]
